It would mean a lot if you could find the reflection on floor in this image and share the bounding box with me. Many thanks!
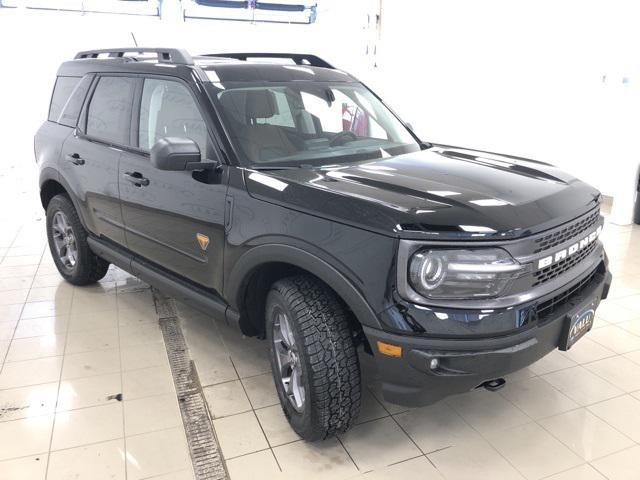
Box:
[1,149,640,479]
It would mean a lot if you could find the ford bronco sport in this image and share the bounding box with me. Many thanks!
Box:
[36,48,612,441]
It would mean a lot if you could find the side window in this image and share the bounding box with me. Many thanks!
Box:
[139,78,209,158]
[86,76,136,145]
[49,77,80,123]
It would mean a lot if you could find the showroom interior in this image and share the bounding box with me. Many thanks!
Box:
[1,0,640,479]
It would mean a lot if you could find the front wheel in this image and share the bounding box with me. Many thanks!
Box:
[266,275,361,441]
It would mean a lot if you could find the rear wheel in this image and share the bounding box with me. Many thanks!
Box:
[46,194,109,285]
[266,275,361,441]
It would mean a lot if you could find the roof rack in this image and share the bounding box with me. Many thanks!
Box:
[74,48,193,65]
[203,52,334,69]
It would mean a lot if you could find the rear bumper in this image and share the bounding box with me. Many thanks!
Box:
[364,268,612,407]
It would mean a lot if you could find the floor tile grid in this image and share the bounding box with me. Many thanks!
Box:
[180,312,288,469]
[115,287,130,480]
[433,380,639,479]
[0,250,196,478]
[0,233,47,368]
[445,388,637,480]
[364,400,446,474]
[42,261,73,477]
[115,286,194,480]
[226,355,287,472]
[194,317,303,471]
[217,369,441,476]
[390,388,534,479]
[483,263,640,477]
[0,228,56,471]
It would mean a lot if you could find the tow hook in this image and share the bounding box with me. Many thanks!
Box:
[481,378,506,392]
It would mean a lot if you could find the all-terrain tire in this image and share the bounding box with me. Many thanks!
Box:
[46,194,110,285]
[266,274,361,441]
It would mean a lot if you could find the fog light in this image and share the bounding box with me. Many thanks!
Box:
[429,358,439,370]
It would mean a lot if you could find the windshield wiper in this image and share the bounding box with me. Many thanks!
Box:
[249,164,314,171]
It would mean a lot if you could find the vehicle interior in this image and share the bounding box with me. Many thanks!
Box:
[215,83,420,166]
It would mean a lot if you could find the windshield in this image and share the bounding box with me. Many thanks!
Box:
[209,81,421,167]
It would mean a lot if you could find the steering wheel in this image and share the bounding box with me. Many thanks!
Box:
[329,130,358,146]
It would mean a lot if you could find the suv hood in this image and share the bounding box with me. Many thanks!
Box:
[244,145,601,240]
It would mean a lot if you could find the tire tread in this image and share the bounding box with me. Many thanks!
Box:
[270,274,361,440]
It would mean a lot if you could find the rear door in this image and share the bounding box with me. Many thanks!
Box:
[60,75,137,246]
[118,76,228,292]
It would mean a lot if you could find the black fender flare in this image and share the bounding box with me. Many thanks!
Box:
[38,166,61,194]
[225,243,382,329]
[39,167,91,232]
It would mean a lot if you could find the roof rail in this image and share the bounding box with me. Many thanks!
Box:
[203,52,334,69]
[74,48,193,65]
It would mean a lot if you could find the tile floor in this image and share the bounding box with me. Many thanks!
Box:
[2,148,640,479]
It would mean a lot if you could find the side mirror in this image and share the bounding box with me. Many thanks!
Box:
[150,137,201,171]
[150,137,220,172]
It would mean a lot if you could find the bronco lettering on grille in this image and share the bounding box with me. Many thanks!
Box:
[537,225,602,270]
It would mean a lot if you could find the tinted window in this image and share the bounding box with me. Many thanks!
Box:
[49,77,80,123]
[57,75,93,128]
[86,76,136,145]
[139,79,209,157]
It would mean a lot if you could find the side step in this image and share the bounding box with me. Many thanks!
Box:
[87,236,240,327]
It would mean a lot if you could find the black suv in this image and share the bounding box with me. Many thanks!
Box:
[36,48,612,441]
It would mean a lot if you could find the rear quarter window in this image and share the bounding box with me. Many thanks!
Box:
[48,77,80,123]
[58,75,93,128]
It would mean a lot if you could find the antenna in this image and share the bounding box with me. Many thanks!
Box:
[131,32,139,48]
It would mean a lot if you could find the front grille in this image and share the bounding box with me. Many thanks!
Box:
[533,209,600,254]
[532,240,598,287]
[535,267,600,323]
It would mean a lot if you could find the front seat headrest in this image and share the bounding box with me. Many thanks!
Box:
[245,89,277,119]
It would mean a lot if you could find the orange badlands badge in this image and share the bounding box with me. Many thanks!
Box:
[196,233,210,251]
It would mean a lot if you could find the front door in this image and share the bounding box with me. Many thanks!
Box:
[119,77,227,292]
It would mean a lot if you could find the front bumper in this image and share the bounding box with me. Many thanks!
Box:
[364,265,612,407]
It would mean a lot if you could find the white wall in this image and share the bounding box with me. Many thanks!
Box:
[369,0,640,202]
[1,1,638,220]
[0,1,367,149]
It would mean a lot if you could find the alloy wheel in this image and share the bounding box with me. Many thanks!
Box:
[51,210,78,270]
[272,307,306,412]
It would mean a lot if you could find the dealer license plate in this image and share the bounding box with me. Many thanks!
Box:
[559,300,596,351]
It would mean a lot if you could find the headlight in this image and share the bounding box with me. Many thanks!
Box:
[408,249,524,300]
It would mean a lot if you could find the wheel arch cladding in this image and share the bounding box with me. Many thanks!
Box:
[226,244,383,336]
[39,170,90,232]
[40,179,68,209]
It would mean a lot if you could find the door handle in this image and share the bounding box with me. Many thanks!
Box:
[123,171,150,187]
[66,153,85,165]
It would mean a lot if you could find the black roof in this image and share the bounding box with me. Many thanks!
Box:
[58,48,356,83]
